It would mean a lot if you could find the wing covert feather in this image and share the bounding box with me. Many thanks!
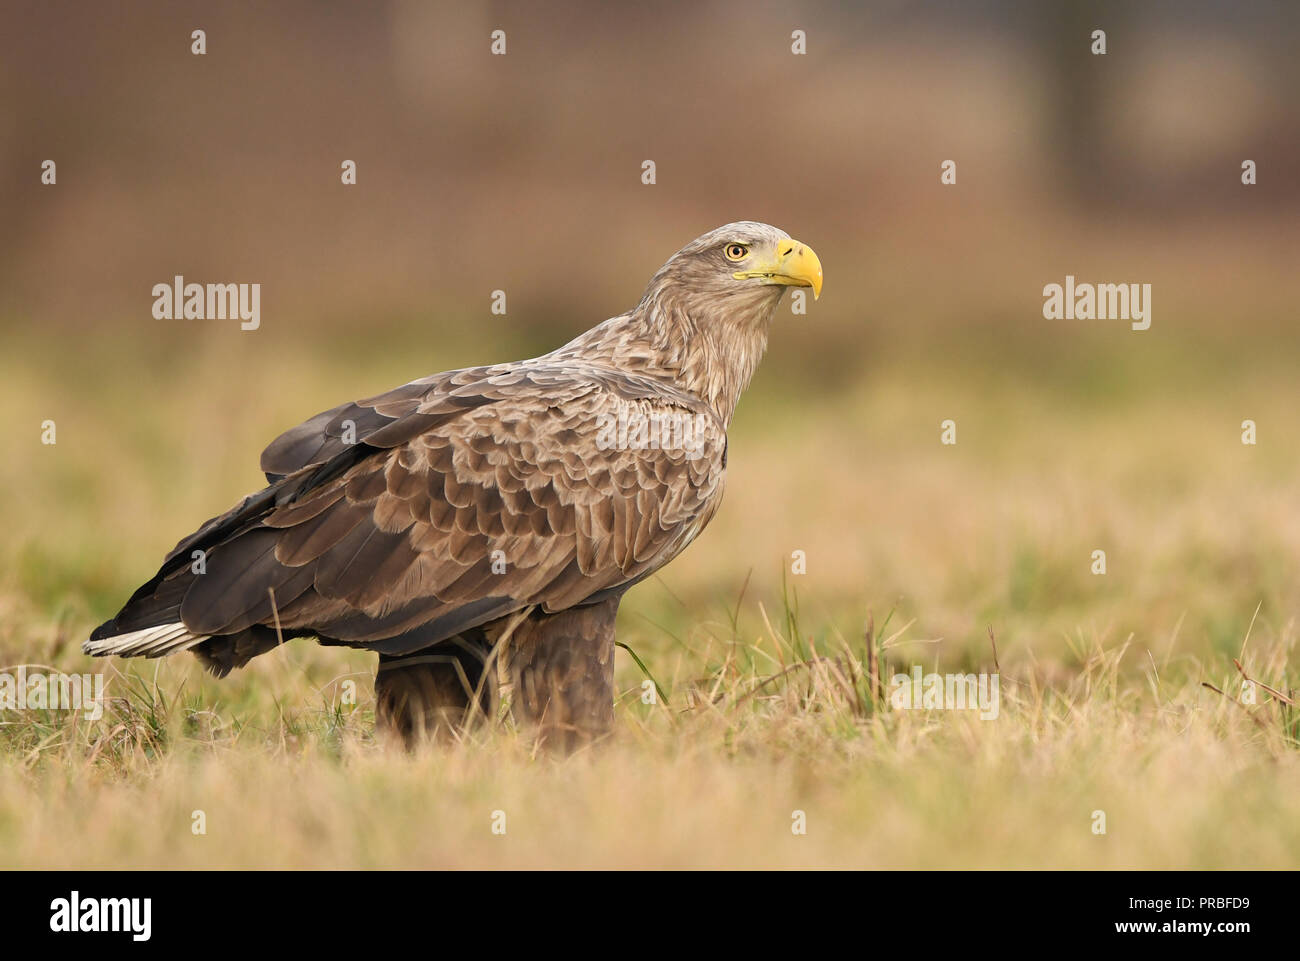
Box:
[212,363,727,651]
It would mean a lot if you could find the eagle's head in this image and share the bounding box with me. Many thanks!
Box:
[558,222,824,423]
[648,222,823,316]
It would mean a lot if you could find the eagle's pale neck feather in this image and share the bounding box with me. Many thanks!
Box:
[555,275,782,426]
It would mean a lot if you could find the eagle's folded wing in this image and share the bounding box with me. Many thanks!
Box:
[167,364,725,657]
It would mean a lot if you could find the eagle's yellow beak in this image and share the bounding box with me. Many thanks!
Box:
[733,237,824,300]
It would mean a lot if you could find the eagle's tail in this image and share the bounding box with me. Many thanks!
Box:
[83,621,208,659]
[84,619,291,678]
[83,482,289,669]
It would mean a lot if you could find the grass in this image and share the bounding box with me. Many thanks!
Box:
[2,320,1299,869]
[1,611,1295,869]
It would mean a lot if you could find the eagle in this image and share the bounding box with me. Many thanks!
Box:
[84,222,823,749]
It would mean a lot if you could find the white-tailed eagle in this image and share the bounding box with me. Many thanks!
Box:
[85,222,823,748]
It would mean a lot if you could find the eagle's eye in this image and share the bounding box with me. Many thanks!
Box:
[723,243,749,261]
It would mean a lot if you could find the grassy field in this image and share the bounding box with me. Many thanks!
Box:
[2,319,1298,869]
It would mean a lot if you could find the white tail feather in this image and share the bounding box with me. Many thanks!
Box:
[83,623,207,659]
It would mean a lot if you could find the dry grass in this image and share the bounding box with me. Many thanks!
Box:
[2,323,1298,869]
[0,617,1295,869]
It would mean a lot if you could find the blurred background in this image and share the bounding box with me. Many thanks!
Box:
[1,0,1298,678]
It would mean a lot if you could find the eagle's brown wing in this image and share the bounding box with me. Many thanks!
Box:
[258,365,500,484]
[98,362,726,662]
